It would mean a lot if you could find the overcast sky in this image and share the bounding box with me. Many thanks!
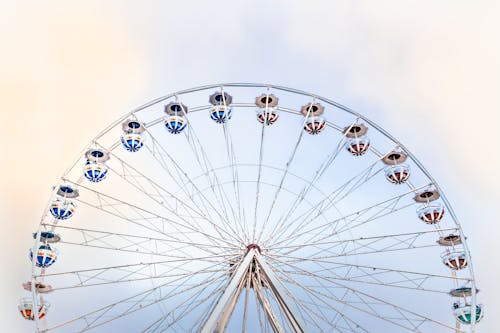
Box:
[1,1,498,331]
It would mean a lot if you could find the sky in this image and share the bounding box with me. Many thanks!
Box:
[0,0,499,331]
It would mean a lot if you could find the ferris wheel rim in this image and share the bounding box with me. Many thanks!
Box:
[28,82,479,332]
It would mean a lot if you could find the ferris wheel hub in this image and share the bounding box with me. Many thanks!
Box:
[246,244,261,254]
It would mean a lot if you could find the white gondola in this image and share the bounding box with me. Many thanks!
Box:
[209,91,233,124]
[382,151,410,184]
[84,160,109,182]
[164,102,188,134]
[29,244,58,268]
[257,108,279,125]
[384,164,410,184]
[121,119,146,152]
[121,133,144,152]
[49,198,76,220]
[453,303,484,325]
[417,203,445,224]
[18,298,49,320]
[301,102,326,135]
[344,124,370,156]
[255,93,279,125]
[83,148,110,183]
[441,250,468,270]
[346,136,370,156]
[304,117,326,135]
[49,184,79,220]
[165,115,187,134]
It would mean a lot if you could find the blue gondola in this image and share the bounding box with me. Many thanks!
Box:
[209,91,233,124]
[121,133,144,152]
[83,149,110,183]
[29,244,58,268]
[84,160,108,182]
[121,120,146,152]
[165,115,187,134]
[49,198,76,220]
[210,105,233,124]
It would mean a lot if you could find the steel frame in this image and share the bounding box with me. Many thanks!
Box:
[201,248,309,333]
[28,83,478,332]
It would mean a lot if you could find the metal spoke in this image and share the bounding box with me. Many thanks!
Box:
[263,155,388,247]
[143,126,243,243]
[46,266,230,332]
[41,255,233,291]
[142,271,230,333]
[178,99,247,244]
[271,258,463,332]
[259,118,357,247]
[63,179,237,249]
[268,184,430,250]
[270,259,460,295]
[102,148,244,245]
[270,228,456,260]
[256,100,314,243]
[43,224,238,258]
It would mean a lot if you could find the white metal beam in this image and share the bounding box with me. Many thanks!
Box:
[254,251,310,333]
[201,249,310,333]
[201,251,254,333]
[252,273,285,333]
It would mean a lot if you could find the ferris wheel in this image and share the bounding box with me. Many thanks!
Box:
[20,83,483,332]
